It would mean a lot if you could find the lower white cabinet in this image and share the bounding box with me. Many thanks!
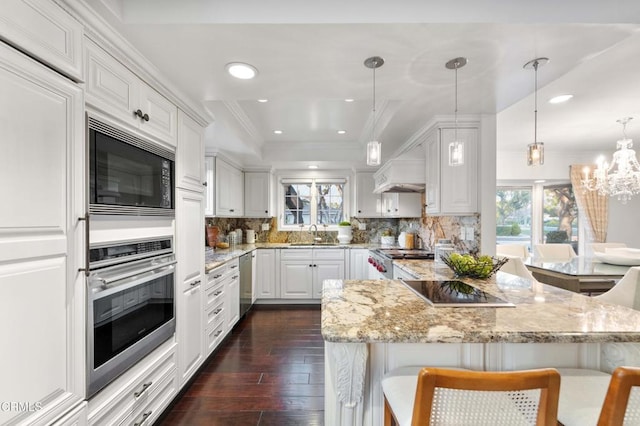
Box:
[179,283,203,385]
[280,249,345,300]
[226,259,241,329]
[256,249,278,299]
[87,342,177,426]
[204,266,227,356]
[349,249,370,279]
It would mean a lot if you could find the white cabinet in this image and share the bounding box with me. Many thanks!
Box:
[85,38,177,146]
[176,110,205,192]
[426,126,478,215]
[251,251,258,303]
[280,249,345,300]
[354,172,381,218]
[349,249,370,279]
[204,157,215,216]
[87,341,177,426]
[256,249,278,299]
[205,264,228,355]
[0,41,85,425]
[214,157,244,217]
[226,259,240,328]
[0,0,84,81]
[382,193,422,218]
[244,172,271,217]
[175,190,204,385]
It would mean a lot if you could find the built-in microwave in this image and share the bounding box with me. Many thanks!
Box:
[88,117,175,216]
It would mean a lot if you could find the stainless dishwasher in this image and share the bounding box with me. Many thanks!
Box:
[239,252,253,317]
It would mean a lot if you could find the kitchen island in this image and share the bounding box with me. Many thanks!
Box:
[322,260,640,426]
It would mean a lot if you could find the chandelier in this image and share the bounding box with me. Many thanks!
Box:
[582,117,640,203]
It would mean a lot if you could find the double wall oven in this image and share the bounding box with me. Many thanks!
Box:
[85,115,177,397]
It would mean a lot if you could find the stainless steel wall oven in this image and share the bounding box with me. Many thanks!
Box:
[88,116,175,216]
[87,237,175,397]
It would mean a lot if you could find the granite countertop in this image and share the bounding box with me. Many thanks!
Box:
[321,259,640,344]
[204,242,381,272]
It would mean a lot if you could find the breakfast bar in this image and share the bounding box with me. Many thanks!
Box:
[322,261,640,426]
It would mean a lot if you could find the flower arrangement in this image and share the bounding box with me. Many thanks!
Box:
[441,253,508,279]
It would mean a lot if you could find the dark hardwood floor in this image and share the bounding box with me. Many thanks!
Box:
[159,306,324,425]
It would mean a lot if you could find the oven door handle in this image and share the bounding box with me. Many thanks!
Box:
[100,260,177,287]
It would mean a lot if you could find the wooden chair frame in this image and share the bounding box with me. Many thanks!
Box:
[384,367,561,426]
[598,366,640,426]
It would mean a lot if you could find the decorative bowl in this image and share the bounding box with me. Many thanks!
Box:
[441,253,508,279]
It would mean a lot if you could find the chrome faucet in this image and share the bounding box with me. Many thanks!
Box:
[309,224,321,243]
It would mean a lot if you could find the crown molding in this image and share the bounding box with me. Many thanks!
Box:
[222,100,263,146]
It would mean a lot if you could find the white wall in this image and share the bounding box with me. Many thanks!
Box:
[497,148,640,247]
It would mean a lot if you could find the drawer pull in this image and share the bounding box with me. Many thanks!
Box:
[214,290,223,296]
[214,329,223,337]
[133,410,153,426]
[232,275,238,279]
[230,265,238,269]
[214,308,223,315]
[213,274,222,279]
[133,381,153,398]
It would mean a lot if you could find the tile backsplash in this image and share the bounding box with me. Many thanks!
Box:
[206,213,480,253]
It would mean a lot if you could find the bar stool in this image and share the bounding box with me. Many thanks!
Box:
[381,367,560,425]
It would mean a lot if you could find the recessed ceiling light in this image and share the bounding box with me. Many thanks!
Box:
[225,62,258,79]
[257,99,268,103]
[337,130,347,134]
[344,99,355,102]
[549,94,573,104]
[534,179,546,183]
[273,130,283,134]
[308,165,318,169]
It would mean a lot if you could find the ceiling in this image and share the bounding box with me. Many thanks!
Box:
[89,0,640,170]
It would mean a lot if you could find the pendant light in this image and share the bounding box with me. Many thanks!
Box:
[524,57,548,166]
[365,56,384,166]
[445,57,467,166]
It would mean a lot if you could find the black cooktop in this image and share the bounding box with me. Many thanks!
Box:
[377,249,434,260]
[402,280,514,307]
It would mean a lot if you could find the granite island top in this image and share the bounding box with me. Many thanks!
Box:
[321,259,640,344]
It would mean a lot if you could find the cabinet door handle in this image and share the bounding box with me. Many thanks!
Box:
[133,410,153,426]
[214,290,223,296]
[213,274,222,279]
[230,209,235,212]
[313,264,317,267]
[134,109,144,119]
[358,210,362,213]
[142,113,149,122]
[134,381,153,398]
[203,182,208,186]
[214,329,223,337]
[232,275,238,279]
[230,265,238,269]
[77,213,90,277]
[265,210,268,213]
[214,308,223,315]
[191,279,200,286]
[309,264,312,267]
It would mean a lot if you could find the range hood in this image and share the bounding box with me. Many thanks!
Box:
[373,158,425,193]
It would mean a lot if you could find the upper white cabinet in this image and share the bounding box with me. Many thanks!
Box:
[426,126,478,215]
[381,193,422,218]
[0,40,85,425]
[244,172,271,217]
[215,158,244,217]
[85,38,178,146]
[0,0,83,81]
[204,157,215,216]
[176,110,205,192]
[354,172,381,218]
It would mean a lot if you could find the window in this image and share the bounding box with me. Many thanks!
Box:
[496,187,533,252]
[281,179,345,229]
[543,184,578,246]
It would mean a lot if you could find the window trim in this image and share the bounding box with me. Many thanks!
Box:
[278,176,349,231]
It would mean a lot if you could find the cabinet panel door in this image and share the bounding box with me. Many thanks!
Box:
[256,249,277,299]
[0,0,83,80]
[313,261,345,298]
[440,128,478,214]
[204,157,215,216]
[176,110,204,192]
[0,41,84,425]
[244,172,270,217]
[215,158,243,216]
[85,39,139,128]
[176,191,204,292]
[227,274,240,328]
[280,261,313,299]
[349,249,369,280]
[139,83,178,146]
[425,131,440,214]
[179,285,203,385]
[355,172,380,218]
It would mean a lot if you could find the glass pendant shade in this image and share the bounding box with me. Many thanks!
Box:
[527,142,544,166]
[367,140,381,166]
[448,141,464,166]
